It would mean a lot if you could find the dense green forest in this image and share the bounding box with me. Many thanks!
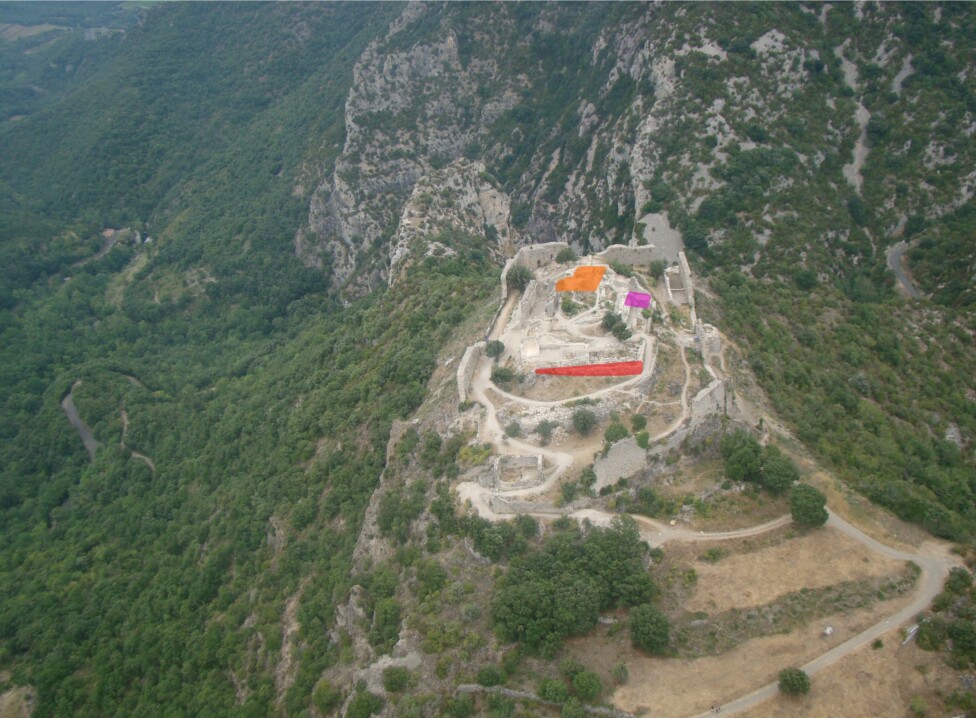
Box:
[0,4,495,715]
[1,1,975,715]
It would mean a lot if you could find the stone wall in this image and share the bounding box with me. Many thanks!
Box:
[493,454,544,489]
[516,241,570,269]
[691,378,727,418]
[456,341,485,403]
[678,251,697,323]
[594,437,649,491]
[512,278,540,327]
[596,244,664,267]
[500,241,569,304]
[489,495,562,515]
[695,320,722,358]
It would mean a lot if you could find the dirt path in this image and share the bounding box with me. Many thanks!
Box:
[131,452,156,472]
[71,232,119,268]
[687,509,958,718]
[486,337,657,409]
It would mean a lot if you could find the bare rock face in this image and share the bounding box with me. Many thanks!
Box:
[295,5,520,295]
[388,158,522,283]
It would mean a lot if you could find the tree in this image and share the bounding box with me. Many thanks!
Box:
[778,667,810,695]
[556,248,578,263]
[630,603,670,654]
[572,409,598,436]
[721,429,762,483]
[572,671,602,702]
[649,260,667,279]
[790,483,828,527]
[631,414,647,431]
[761,445,799,494]
[485,340,505,360]
[539,677,570,703]
[604,422,628,444]
[507,265,534,292]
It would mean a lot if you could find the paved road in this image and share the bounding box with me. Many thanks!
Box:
[61,380,98,461]
[886,241,922,299]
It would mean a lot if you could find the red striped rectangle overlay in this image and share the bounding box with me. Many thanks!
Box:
[535,361,642,376]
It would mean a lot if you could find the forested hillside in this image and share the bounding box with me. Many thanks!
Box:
[0,2,974,716]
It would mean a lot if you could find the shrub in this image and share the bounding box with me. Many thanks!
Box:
[612,663,629,684]
[561,481,579,504]
[559,659,584,678]
[368,598,401,652]
[579,467,597,491]
[631,414,647,431]
[612,323,632,341]
[778,667,810,695]
[635,431,649,449]
[630,603,669,654]
[539,677,570,703]
[947,567,973,594]
[536,419,559,445]
[347,691,385,718]
[486,340,505,360]
[312,680,342,713]
[444,694,475,718]
[572,409,598,436]
[561,697,585,718]
[507,265,534,292]
[556,248,578,263]
[491,366,515,384]
[604,422,628,444]
[572,671,602,702]
[477,665,505,687]
[504,421,522,438]
[382,666,412,692]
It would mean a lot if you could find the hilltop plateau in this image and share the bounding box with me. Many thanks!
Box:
[0,3,974,717]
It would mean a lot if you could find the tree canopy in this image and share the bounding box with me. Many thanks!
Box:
[790,483,829,527]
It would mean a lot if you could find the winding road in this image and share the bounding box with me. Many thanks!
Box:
[458,273,956,717]
[886,240,922,299]
[688,509,957,718]
[62,381,98,461]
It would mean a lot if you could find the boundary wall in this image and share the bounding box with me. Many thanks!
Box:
[457,342,485,403]
[596,244,664,266]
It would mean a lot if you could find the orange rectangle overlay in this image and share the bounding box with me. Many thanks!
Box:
[556,265,606,292]
[535,360,643,376]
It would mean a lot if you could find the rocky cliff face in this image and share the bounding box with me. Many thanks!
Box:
[295,3,522,295]
[296,3,975,300]
[387,158,521,283]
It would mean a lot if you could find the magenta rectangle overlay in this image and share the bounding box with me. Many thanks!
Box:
[624,291,651,308]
